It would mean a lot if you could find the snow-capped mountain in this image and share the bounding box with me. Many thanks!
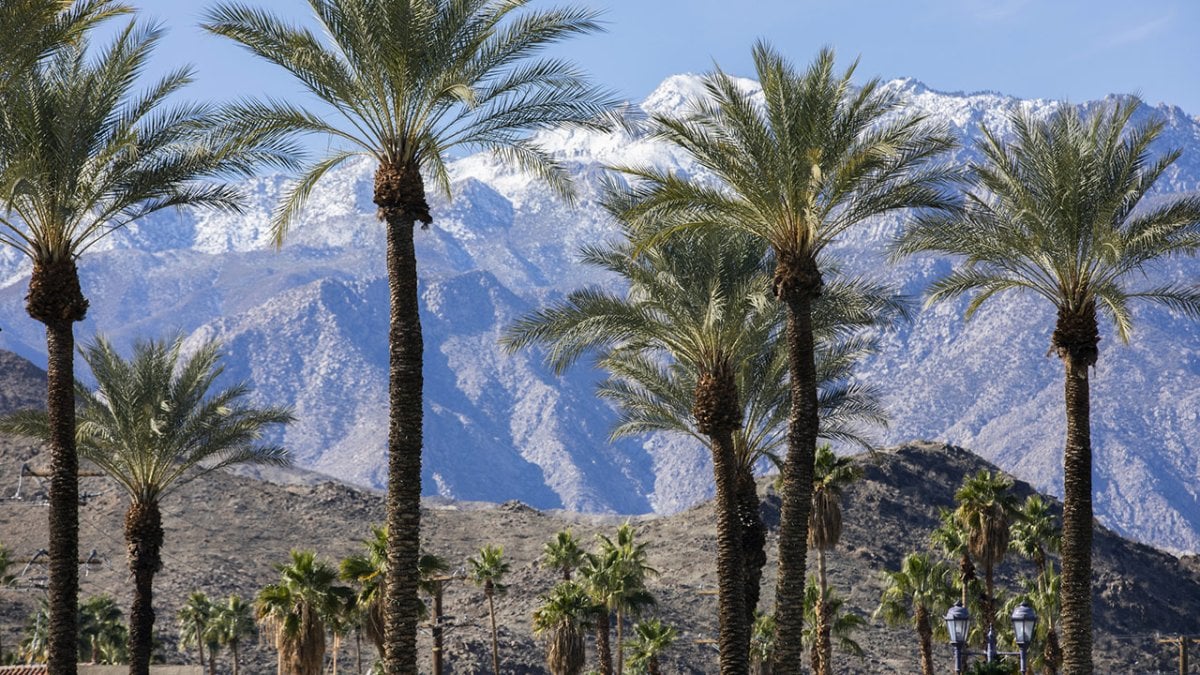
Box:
[3,76,1200,551]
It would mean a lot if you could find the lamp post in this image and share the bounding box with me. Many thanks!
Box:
[944,600,1038,674]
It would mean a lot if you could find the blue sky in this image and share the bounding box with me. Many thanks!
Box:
[126,0,1200,113]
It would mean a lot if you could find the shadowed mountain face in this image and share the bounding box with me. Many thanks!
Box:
[1,77,1199,551]
[0,348,1195,672]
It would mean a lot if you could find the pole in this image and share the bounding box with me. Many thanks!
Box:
[1158,636,1192,675]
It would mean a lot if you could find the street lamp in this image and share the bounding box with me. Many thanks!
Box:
[1011,601,1038,673]
[944,600,1038,674]
[944,602,971,674]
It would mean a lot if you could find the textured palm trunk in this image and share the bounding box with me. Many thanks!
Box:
[772,255,822,673]
[1054,304,1097,675]
[354,630,362,675]
[957,553,974,608]
[197,626,207,670]
[815,549,831,675]
[431,588,444,675]
[736,465,767,630]
[1042,627,1060,675]
[376,161,431,675]
[647,656,660,675]
[125,499,164,675]
[487,588,500,675]
[27,257,88,675]
[916,605,934,675]
[615,609,624,675]
[207,645,217,675]
[232,640,241,675]
[695,366,748,674]
[332,633,340,675]
[595,612,612,675]
[982,564,995,645]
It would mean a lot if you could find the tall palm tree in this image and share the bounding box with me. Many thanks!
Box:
[178,592,214,671]
[807,445,862,675]
[953,471,1018,642]
[258,550,353,675]
[624,618,676,675]
[468,544,509,675]
[0,19,271,675]
[0,336,292,675]
[596,524,658,675]
[202,3,617,668]
[611,44,957,671]
[543,530,586,582]
[211,595,256,675]
[800,581,864,674]
[874,552,956,675]
[533,580,596,675]
[894,98,1200,673]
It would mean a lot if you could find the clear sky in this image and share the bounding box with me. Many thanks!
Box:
[123,0,1200,114]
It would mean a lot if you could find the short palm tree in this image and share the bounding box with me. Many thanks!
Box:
[543,530,586,582]
[211,595,256,675]
[258,550,353,675]
[533,581,596,675]
[596,524,658,675]
[612,44,957,671]
[468,544,509,675]
[78,594,126,665]
[0,336,292,675]
[0,19,272,675]
[624,618,676,675]
[749,612,775,675]
[339,526,389,660]
[875,552,956,675]
[807,445,862,675]
[953,471,1018,641]
[202,3,617,667]
[178,592,214,671]
[417,551,453,675]
[800,581,864,674]
[894,98,1200,673]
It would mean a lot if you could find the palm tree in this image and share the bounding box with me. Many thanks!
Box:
[953,470,1018,642]
[801,581,864,674]
[178,592,214,671]
[0,0,128,94]
[749,612,775,675]
[932,507,978,609]
[78,594,127,665]
[875,552,956,675]
[611,44,957,671]
[339,525,389,661]
[468,544,509,675]
[211,595,256,675]
[0,336,292,674]
[624,619,676,675]
[0,17,271,675]
[201,3,617,667]
[533,580,596,675]
[543,530,586,582]
[894,98,1200,673]
[258,550,353,675]
[1010,495,1061,585]
[19,600,52,664]
[417,551,453,675]
[596,524,658,675]
[1003,569,1062,675]
[807,445,862,675]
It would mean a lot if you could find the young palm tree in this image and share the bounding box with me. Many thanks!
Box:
[202,3,617,668]
[612,44,957,671]
[596,524,658,675]
[800,581,864,674]
[211,595,256,675]
[543,530,586,582]
[78,595,127,665]
[468,544,509,675]
[258,550,353,675]
[953,471,1019,642]
[0,20,273,675]
[533,580,596,675]
[875,552,956,675]
[807,445,862,675]
[0,336,292,675]
[895,98,1200,673]
[340,525,389,661]
[178,592,214,671]
[624,619,676,675]
[417,551,453,675]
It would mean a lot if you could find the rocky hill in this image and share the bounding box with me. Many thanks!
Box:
[1,352,1198,673]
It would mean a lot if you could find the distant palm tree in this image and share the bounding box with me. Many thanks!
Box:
[78,595,126,665]
[543,530,586,582]
[0,18,270,674]
[931,507,978,609]
[417,551,452,675]
[533,580,596,675]
[19,600,51,664]
[801,581,864,674]
[178,592,214,671]
[339,525,389,660]
[875,552,956,675]
[1009,495,1062,675]
[596,524,658,675]
[807,445,862,675]
[0,336,292,675]
[624,618,677,675]
[202,2,617,666]
[954,471,1018,641]
[894,98,1200,674]
[258,550,353,675]
[1003,569,1062,675]
[211,595,256,675]
[612,44,957,672]
[468,544,509,675]
[749,612,775,675]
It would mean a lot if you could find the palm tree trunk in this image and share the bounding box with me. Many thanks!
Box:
[197,626,206,670]
[916,605,934,675]
[432,588,444,675]
[377,161,429,674]
[615,609,624,675]
[1043,627,1060,675]
[815,549,831,675]
[125,499,164,675]
[773,269,821,674]
[30,256,89,675]
[354,630,361,675]
[983,564,995,642]
[736,465,767,630]
[1059,355,1093,674]
[487,591,500,675]
[332,633,340,675]
[233,640,241,675]
[595,612,612,675]
[648,655,660,675]
[207,644,217,675]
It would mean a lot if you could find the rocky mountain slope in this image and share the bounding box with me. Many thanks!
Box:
[1,352,1198,673]
[0,76,1198,551]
